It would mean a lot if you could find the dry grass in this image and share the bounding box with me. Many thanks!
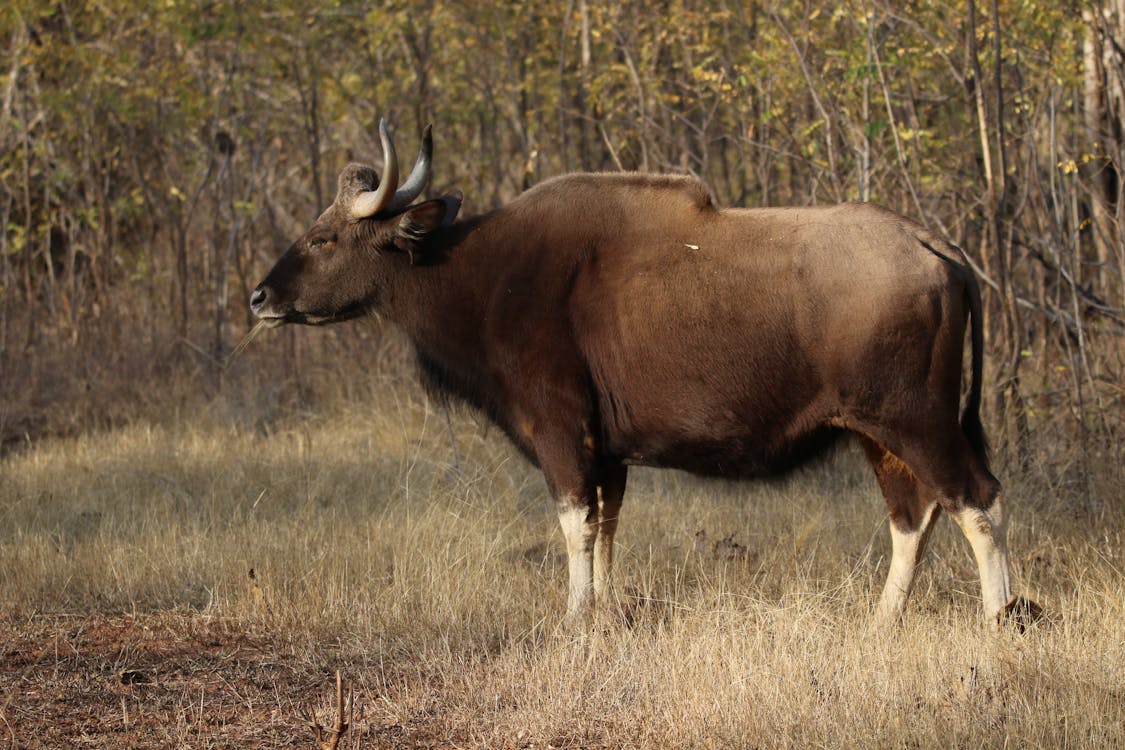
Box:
[1,367,1123,748]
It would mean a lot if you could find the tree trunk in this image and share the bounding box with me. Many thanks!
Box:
[1083,1,1125,306]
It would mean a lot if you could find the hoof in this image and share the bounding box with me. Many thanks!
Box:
[997,596,1046,632]
[555,606,595,636]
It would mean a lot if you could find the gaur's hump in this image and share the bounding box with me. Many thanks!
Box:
[521,172,716,213]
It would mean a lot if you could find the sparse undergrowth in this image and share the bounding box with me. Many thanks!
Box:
[1,374,1122,748]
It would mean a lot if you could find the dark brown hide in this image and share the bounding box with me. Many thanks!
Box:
[254,160,1013,623]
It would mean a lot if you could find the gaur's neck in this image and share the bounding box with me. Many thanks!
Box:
[384,212,491,337]
[380,211,503,408]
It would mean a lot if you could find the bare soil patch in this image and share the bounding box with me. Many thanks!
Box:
[0,611,454,749]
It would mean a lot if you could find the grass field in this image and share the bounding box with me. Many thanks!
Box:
[1,363,1122,748]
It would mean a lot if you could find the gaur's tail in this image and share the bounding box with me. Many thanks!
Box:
[961,262,990,468]
[919,237,991,469]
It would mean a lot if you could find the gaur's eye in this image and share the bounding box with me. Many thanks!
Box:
[308,235,335,251]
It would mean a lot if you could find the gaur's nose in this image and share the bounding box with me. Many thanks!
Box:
[250,287,268,314]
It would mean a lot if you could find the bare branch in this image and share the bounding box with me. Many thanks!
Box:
[303,671,351,750]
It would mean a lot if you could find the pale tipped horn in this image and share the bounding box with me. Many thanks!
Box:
[385,124,433,213]
[349,119,399,220]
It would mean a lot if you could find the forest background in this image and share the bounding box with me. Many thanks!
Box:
[2,0,1123,490]
[3,2,1125,746]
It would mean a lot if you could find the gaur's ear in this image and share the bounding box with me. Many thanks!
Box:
[392,193,462,257]
[438,190,463,226]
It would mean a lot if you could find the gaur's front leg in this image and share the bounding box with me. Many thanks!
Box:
[533,419,602,619]
[594,461,627,605]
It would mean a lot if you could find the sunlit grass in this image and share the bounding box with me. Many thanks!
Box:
[1,372,1121,747]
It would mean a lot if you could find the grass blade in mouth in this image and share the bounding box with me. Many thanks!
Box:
[225,320,269,368]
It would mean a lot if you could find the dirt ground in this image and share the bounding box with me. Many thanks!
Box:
[0,611,461,749]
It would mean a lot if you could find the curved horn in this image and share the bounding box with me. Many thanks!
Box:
[349,119,399,220]
[385,124,433,213]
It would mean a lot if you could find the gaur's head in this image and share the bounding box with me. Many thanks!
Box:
[250,121,461,326]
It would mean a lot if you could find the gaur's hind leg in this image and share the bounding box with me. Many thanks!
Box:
[593,461,627,605]
[860,437,943,625]
[949,487,1012,625]
[866,427,1014,625]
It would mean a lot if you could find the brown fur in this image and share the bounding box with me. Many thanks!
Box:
[252,165,1005,615]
